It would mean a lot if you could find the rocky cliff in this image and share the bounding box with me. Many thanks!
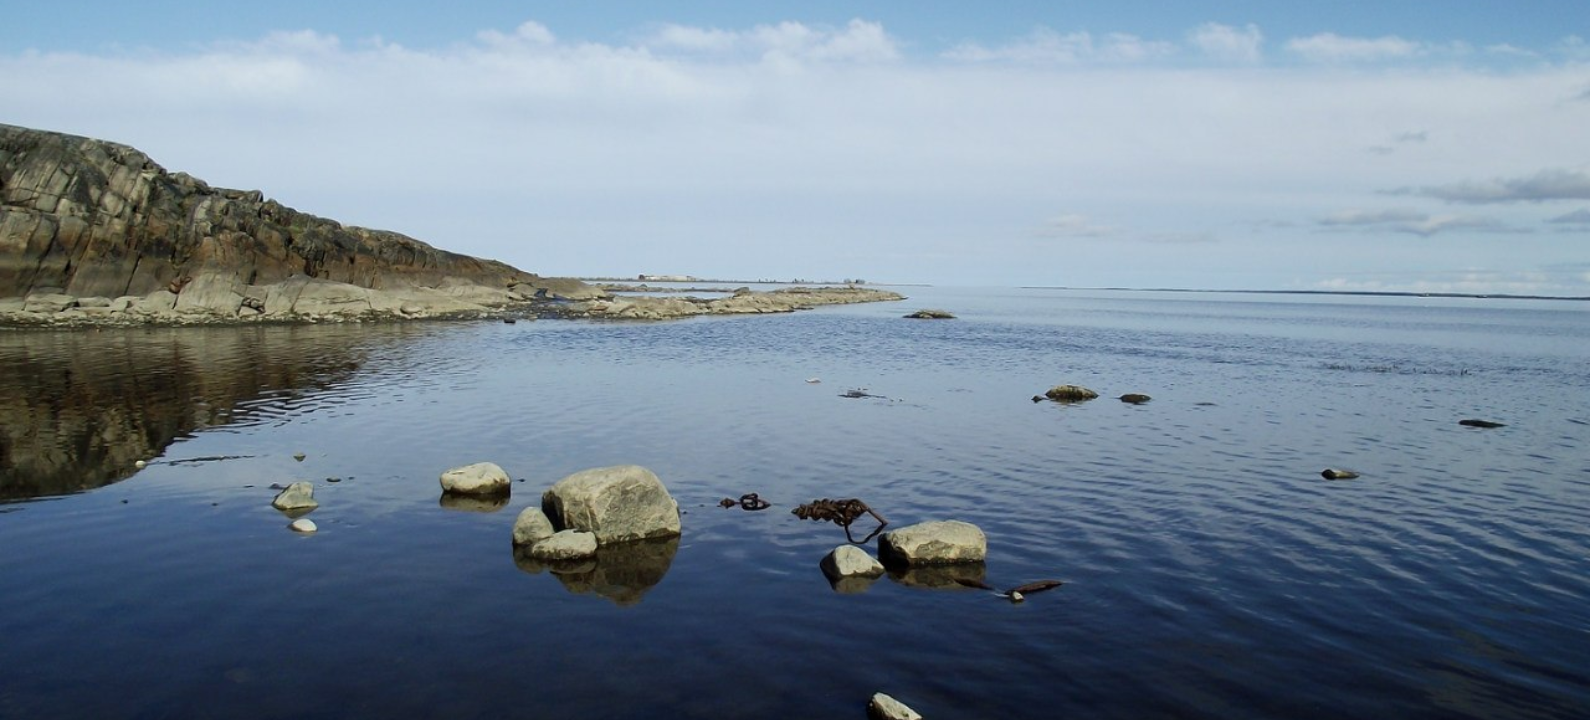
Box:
[0,123,586,320]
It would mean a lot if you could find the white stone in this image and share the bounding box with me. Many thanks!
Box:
[542,465,681,544]
[288,518,318,533]
[529,530,598,561]
[512,506,556,546]
[271,482,318,511]
[868,693,923,720]
[878,520,987,566]
[439,461,511,496]
[821,545,885,580]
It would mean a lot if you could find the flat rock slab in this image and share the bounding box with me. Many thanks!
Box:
[868,693,923,720]
[878,520,987,566]
[529,530,599,561]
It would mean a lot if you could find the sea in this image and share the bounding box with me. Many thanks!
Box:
[1,286,1587,720]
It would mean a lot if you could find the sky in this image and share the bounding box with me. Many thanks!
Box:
[3,1,1588,294]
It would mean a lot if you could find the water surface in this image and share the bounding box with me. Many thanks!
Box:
[2,288,1587,719]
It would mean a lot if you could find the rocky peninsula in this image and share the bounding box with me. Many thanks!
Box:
[0,124,901,326]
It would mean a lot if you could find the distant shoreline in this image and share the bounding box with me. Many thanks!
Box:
[1021,286,1590,302]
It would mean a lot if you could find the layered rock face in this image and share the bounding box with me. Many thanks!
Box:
[0,124,557,312]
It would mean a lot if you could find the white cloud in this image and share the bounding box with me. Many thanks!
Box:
[1286,33,1422,62]
[645,19,898,63]
[944,27,1172,64]
[2,19,1585,292]
[1188,23,1263,63]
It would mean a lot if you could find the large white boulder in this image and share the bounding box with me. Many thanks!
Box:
[439,462,511,496]
[878,520,987,566]
[542,465,681,544]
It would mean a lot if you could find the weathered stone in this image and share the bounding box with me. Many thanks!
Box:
[132,290,178,314]
[439,461,510,496]
[529,529,599,561]
[288,518,318,533]
[821,545,886,581]
[868,693,923,720]
[271,481,318,511]
[23,292,76,313]
[1044,384,1100,402]
[542,465,681,544]
[904,309,955,319]
[878,520,987,566]
[512,506,557,546]
[1119,393,1152,404]
[1321,468,1360,480]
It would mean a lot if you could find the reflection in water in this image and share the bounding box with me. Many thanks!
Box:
[438,493,511,513]
[886,563,987,589]
[0,325,433,501]
[515,536,680,606]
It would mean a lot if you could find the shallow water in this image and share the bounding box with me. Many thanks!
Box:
[2,288,1587,719]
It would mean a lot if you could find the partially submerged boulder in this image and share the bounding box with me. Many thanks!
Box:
[1320,468,1360,480]
[542,465,681,544]
[868,693,923,720]
[439,461,510,496]
[878,520,987,567]
[821,545,885,581]
[1043,385,1099,402]
[1459,418,1505,429]
[271,481,318,511]
[1119,393,1152,404]
[904,309,955,319]
[529,530,599,561]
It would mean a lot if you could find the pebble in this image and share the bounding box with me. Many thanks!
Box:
[289,518,318,533]
[134,460,147,469]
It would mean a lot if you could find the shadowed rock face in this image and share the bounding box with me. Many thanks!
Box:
[0,123,537,300]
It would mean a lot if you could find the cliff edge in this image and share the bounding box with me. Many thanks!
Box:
[0,123,600,323]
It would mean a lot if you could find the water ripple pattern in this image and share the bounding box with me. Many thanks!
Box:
[1,288,1586,719]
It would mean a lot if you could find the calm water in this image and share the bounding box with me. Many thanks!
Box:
[2,288,1587,719]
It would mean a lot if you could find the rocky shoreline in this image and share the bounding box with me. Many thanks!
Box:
[1,124,904,328]
[0,281,904,328]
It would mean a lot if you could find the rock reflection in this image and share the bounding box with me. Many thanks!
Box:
[0,325,428,501]
[514,536,679,606]
[438,493,510,513]
[827,575,880,594]
[887,563,988,589]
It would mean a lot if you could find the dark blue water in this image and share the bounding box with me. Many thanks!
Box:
[2,288,1587,719]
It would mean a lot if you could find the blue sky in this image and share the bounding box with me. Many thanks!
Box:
[3,2,1587,293]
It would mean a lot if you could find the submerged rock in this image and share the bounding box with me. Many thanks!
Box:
[868,693,923,720]
[878,520,987,567]
[1459,419,1506,429]
[270,482,318,511]
[542,465,681,544]
[1043,385,1099,402]
[439,461,511,496]
[821,545,886,581]
[529,530,599,561]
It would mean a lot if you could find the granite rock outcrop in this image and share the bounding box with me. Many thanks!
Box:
[0,124,600,322]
